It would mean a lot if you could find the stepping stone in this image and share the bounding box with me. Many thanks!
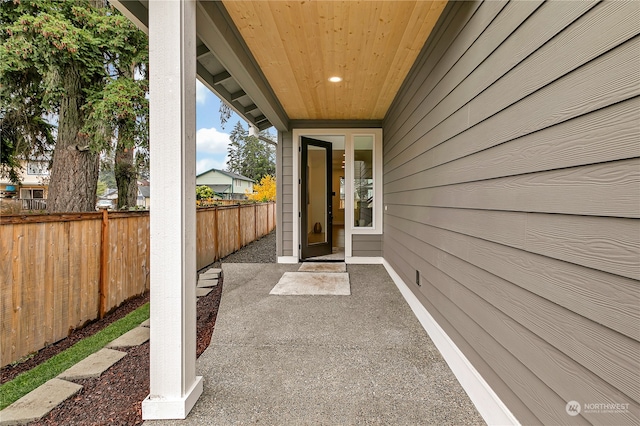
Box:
[106,326,150,348]
[140,319,150,328]
[298,262,346,273]
[199,267,221,277]
[197,278,218,288]
[196,287,212,297]
[199,272,219,280]
[58,348,127,380]
[0,378,82,425]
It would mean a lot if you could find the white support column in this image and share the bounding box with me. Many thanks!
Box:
[143,0,202,420]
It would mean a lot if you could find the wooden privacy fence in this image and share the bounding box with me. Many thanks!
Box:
[196,203,275,270]
[0,202,275,367]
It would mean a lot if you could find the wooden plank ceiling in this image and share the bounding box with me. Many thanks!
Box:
[222,1,447,121]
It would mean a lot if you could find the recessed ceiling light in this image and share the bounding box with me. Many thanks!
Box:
[328,76,342,83]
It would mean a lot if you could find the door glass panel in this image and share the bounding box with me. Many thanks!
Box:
[307,145,327,244]
[354,136,374,227]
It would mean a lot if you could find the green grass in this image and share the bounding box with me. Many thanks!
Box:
[0,303,149,410]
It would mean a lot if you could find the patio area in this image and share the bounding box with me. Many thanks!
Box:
[147,262,485,425]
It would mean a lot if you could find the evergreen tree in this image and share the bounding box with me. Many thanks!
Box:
[226,121,246,175]
[0,0,148,212]
[225,122,275,182]
[239,135,275,182]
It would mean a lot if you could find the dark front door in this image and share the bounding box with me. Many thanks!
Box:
[301,137,332,259]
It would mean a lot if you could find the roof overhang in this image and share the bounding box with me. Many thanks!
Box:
[111,0,289,131]
[112,1,447,131]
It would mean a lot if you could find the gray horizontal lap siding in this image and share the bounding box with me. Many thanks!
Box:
[352,234,382,257]
[382,1,640,425]
[278,131,294,256]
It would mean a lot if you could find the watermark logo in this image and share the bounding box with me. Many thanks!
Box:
[565,400,630,416]
[566,401,581,416]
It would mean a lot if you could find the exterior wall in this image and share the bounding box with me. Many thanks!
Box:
[352,234,381,257]
[137,196,151,209]
[382,1,640,425]
[232,178,253,195]
[277,130,294,257]
[0,160,50,199]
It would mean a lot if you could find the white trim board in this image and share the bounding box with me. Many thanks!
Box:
[345,256,384,264]
[277,256,299,264]
[382,259,520,426]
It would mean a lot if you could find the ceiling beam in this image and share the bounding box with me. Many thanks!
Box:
[231,101,248,115]
[254,115,268,124]
[196,1,289,131]
[257,121,273,131]
[196,44,211,59]
[230,90,246,101]
[196,64,259,128]
[212,71,232,85]
[289,119,384,129]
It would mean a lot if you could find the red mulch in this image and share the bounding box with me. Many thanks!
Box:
[1,293,151,385]
[5,277,223,426]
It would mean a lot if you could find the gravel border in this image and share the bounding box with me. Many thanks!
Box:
[214,229,276,265]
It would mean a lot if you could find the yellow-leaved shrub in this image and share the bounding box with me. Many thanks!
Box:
[246,175,276,202]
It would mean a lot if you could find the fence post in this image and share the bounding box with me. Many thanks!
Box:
[213,206,218,262]
[99,209,109,319]
[254,203,258,240]
[237,204,242,251]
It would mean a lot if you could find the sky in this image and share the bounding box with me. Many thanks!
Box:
[196,80,245,175]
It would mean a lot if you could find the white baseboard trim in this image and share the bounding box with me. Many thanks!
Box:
[382,259,520,426]
[345,256,384,264]
[142,376,203,420]
[277,256,299,264]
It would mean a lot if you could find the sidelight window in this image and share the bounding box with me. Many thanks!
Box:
[353,136,374,228]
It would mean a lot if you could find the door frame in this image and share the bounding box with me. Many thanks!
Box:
[292,128,383,262]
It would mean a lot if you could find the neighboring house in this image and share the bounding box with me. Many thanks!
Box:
[0,158,49,211]
[96,188,117,210]
[137,185,150,208]
[196,168,254,200]
[96,185,151,210]
[114,1,640,424]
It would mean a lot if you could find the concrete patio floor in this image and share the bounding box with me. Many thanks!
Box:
[146,263,485,425]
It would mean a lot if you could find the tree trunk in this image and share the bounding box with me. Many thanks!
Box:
[115,122,138,209]
[114,64,139,210]
[47,66,99,213]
